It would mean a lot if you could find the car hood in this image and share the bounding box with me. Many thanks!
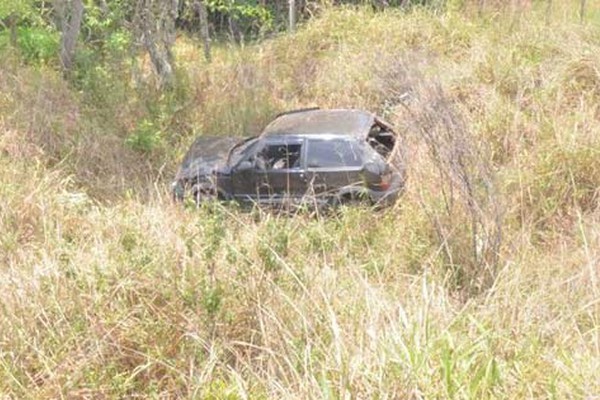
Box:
[175,136,242,181]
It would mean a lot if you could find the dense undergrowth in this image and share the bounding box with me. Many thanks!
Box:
[1,2,599,398]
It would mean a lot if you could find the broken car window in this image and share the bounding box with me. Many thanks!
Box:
[306,139,363,168]
[256,143,303,170]
[367,124,395,159]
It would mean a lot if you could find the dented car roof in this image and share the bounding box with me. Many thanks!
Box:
[261,109,378,137]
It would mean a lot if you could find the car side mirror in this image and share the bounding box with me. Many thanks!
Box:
[236,160,254,171]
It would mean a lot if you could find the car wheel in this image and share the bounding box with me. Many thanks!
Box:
[191,183,218,204]
[340,191,369,207]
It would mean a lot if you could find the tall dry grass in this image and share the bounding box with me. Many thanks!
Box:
[1,1,599,398]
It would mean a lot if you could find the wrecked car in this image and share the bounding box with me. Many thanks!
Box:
[172,108,405,207]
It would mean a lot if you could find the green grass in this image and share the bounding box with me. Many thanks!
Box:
[1,1,600,398]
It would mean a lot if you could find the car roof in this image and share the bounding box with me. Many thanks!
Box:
[261,109,377,138]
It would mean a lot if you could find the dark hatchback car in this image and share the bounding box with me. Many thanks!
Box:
[172,108,405,207]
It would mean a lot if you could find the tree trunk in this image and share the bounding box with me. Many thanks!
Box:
[8,13,18,47]
[193,0,211,62]
[478,0,485,16]
[373,0,389,11]
[545,0,552,23]
[58,0,84,74]
[288,0,296,33]
[142,30,174,89]
[136,0,179,89]
[228,15,242,43]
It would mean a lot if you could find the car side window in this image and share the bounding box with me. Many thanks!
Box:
[255,143,303,170]
[306,139,363,168]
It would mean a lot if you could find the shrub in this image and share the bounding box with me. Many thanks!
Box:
[16,26,59,64]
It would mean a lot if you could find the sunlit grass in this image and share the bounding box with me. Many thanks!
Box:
[1,1,599,397]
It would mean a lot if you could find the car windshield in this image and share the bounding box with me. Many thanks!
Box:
[228,137,259,166]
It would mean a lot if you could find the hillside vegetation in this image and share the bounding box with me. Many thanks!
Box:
[1,2,599,398]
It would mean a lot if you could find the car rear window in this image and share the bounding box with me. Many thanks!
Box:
[306,139,363,168]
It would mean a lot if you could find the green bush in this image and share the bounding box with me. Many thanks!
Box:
[16,26,59,64]
[126,119,163,153]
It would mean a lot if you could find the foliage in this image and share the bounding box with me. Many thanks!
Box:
[0,0,34,20]
[0,0,56,63]
[204,0,274,36]
[15,26,60,63]
[1,1,600,397]
[126,119,163,153]
[81,0,134,44]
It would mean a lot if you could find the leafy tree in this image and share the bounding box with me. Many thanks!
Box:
[0,0,35,46]
[198,0,274,41]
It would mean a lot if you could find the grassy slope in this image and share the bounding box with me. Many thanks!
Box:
[1,2,599,398]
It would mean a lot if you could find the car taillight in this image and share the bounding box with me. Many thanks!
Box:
[379,172,391,191]
[369,172,391,191]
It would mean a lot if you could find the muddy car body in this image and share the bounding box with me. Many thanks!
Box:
[172,108,405,207]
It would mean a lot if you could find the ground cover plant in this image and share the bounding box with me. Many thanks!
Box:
[0,1,599,398]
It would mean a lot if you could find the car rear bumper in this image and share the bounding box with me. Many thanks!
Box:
[368,174,405,207]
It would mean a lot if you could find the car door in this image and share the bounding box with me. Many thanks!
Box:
[231,138,308,204]
[256,139,307,204]
[304,137,365,199]
[230,138,265,201]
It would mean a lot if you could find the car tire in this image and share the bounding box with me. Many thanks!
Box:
[191,183,218,204]
[339,191,369,207]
